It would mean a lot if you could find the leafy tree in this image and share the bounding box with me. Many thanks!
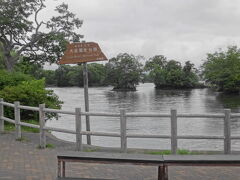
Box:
[88,63,107,86]
[66,65,83,87]
[105,53,143,91]
[0,47,4,69]
[0,79,62,120]
[165,60,181,71]
[145,56,199,89]
[0,70,33,90]
[142,73,153,83]
[202,46,240,93]
[55,65,74,87]
[14,57,44,79]
[41,70,56,86]
[144,55,167,71]
[54,64,107,87]
[0,0,83,71]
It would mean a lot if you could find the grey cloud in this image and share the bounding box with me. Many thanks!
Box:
[43,0,240,67]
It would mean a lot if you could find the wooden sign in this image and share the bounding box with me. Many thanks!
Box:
[59,42,107,64]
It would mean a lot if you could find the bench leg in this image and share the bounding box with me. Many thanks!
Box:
[63,161,66,177]
[58,160,61,177]
[164,165,168,180]
[158,165,168,180]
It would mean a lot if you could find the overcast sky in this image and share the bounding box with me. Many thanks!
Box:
[42,0,240,67]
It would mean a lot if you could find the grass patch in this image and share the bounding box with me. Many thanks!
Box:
[4,120,39,133]
[4,123,15,131]
[46,143,55,149]
[148,150,171,155]
[146,149,199,155]
[37,144,55,149]
[84,148,99,152]
[16,136,29,142]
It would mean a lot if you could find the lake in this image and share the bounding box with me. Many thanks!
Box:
[46,83,240,151]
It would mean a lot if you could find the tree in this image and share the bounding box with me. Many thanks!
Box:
[41,70,56,86]
[105,53,143,91]
[14,57,44,79]
[0,69,33,90]
[88,63,107,86]
[0,0,83,71]
[0,48,4,69]
[0,79,62,120]
[144,55,167,71]
[202,46,240,93]
[145,55,199,89]
[53,64,107,87]
[182,61,199,88]
[55,65,75,87]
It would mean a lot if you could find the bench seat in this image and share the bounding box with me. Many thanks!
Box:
[163,155,240,165]
[57,151,164,179]
[56,177,114,180]
[58,151,164,165]
[57,152,240,180]
[161,155,240,180]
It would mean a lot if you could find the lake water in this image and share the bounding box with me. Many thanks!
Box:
[46,83,240,151]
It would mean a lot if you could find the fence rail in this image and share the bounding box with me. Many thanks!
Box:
[0,98,240,154]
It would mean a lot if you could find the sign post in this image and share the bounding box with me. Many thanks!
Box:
[59,42,107,145]
[83,62,91,144]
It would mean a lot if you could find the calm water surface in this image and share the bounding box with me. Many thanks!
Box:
[47,83,240,151]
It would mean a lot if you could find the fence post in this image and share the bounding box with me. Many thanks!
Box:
[75,108,83,151]
[14,101,21,139]
[224,109,231,154]
[0,98,4,133]
[39,104,46,148]
[171,109,177,154]
[120,109,127,153]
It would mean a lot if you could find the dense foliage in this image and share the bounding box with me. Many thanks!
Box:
[0,0,83,71]
[50,63,107,87]
[0,50,4,69]
[105,53,143,91]
[145,55,199,89]
[0,70,33,90]
[0,70,62,121]
[202,46,240,93]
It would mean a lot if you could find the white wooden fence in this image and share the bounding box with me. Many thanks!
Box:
[1,98,240,154]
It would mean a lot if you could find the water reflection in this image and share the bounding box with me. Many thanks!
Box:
[216,93,240,112]
[154,89,192,98]
[105,90,141,111]
[215,93,240,136]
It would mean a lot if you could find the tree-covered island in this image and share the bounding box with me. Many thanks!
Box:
[105,53,143,91]
[144,55,201,89]
[202,46,240,94]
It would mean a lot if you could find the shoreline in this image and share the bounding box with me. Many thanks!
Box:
[47,131,240,155]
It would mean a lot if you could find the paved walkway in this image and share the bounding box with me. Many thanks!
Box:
[1,132,240,180]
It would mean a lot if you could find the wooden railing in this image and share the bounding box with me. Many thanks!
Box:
[1,98,240,154]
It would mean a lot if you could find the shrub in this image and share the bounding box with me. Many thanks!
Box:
[0,70,33,90]
[0,79,62,121]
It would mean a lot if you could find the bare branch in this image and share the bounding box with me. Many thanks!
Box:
[34,0,44,34]
[17,33,44,55]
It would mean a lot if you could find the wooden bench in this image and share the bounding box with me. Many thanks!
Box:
[56,178,113,180]
[57,151,164,180]
[57,152,240,180]
[56,178,109,180]
[161,155,240,180]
